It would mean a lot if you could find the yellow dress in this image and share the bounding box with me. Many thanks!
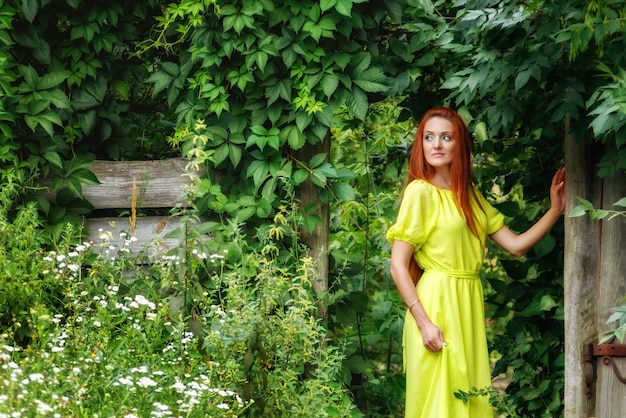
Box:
[386,180,504,418]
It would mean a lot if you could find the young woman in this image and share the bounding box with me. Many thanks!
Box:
[387,107,565,417]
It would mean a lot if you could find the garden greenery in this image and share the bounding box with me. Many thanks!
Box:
[0,176,359,417]
[6,0,626,416]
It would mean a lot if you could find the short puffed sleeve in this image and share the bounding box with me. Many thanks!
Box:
[386,180,437,248]
[475,189,505,235]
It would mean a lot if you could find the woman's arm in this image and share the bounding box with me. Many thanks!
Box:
[390,240,445,352]
[489,168,566,257]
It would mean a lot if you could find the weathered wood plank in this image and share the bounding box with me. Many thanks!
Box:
[83,216,182,259]
[84,158,201,210]
[596,357,626,418]
[595,168,626,418]
[564,116,603,417]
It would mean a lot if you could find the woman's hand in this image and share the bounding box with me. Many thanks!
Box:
[549,167,566,215]
[418,321,445,352]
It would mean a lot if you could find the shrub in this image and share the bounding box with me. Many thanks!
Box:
[0,173,359,417]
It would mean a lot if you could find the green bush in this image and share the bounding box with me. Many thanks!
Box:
[0,172,359,417]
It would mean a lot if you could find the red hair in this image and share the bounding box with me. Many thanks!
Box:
[404,107,482,284]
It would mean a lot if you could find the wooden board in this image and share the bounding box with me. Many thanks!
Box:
[596,357,626,418]
[564,117,603,416]
[83,216,182,259]
[83,158,201,209]
[595,168,626,418]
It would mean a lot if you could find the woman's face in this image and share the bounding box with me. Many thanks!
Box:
[422,117,455,169]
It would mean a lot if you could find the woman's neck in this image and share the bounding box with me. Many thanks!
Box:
[429,172,452,190]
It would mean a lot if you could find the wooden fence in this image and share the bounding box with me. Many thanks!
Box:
[80,158,201,259]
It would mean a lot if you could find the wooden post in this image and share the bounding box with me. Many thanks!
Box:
[594,165,626,418]
[294,136,330,319]
[564,115,603,417]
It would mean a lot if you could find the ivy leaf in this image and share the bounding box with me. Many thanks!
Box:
[292,169,309,185]
[539,294,558,312]
[20,0,38,23]
[321,73,339,98]
[335,0,353,17]
[78,110,97,135]
[614,197,626,207]
[71,168,101,186]
[353,67,388,93]
[213,143,229,166]
[309,153,327,168]
[320,0,336,12]
[72,89,102,110]
[533,234,555,257]
[346,86,368,120]
[568,204,588,218]
[42,151,63,169]
[228,144,243,167]
[281,125,306,150]
[147,65,177,95]
[331,181,355,201]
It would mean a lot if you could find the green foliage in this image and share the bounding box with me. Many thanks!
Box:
[141,0,449,224]
[9,0,626,415]
[570,196,626,220]
[455,386,519,418]
[0,168,358,418]
[324,99,414,416]
[2,0,176,229]
[600,297,626,344]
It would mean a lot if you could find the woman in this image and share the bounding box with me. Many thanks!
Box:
[387,107,565,417]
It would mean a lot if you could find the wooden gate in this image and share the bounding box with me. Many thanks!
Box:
[565,123,626,418]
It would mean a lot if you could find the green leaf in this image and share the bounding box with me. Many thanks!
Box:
[335,0,353,16]
[614,197,626,207]
[113,80,130,100]
[20,0,38,23]
[43,151,63,169]
[321,73,339,98]
[78,110,97,135]
[281,125,306,150]
[346,87,368,120]
[332,181,355,201]
[474,122,488,146]
[606,311,623,324]
[309,153,327,168]
[256,198,273,218]
[533,234,555,257]
[320,0,336,12]
[515,69,531,91]
[72,89,101,110]
[539,294,557,312]
[213,143,229,166]
[71,168,100,186]
[228,144,243,167]
[292,169,309,185]
[147,68,176,95]
[568,204,588,218]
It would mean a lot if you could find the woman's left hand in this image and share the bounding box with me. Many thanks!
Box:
[549,168,566,214]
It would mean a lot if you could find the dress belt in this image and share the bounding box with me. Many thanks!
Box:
[423,269,480,278]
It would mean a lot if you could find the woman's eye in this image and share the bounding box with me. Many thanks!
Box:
[443,135,451,141]
[425,134,433,141]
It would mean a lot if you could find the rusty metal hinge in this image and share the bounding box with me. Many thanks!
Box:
[583,340,626,398]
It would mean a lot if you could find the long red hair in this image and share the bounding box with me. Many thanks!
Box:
[404,107,482,284]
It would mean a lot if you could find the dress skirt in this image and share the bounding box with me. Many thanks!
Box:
[403,269,494,418]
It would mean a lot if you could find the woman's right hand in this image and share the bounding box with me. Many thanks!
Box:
[419,321,445,352]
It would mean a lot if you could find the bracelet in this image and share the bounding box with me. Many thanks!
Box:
[408,299,420,311]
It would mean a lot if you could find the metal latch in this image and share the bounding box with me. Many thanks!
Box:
[583,340,626,397]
